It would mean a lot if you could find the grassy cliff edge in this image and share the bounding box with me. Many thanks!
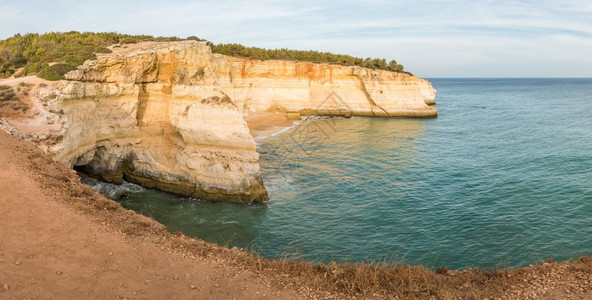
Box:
[0,32,409,81]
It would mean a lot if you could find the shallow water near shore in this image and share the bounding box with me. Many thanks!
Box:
[90,78,592,270]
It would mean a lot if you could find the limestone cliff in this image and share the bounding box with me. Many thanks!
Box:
[1,41,437,203]
[223,57,437,117]
[66,41,437,117]
[56,82,266,203]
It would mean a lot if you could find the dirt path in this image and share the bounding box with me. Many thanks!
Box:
[0,130,300,299]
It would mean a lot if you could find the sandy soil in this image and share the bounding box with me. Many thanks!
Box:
[0,76,63,138]
[1,75,49,86]
[244,111,300,141]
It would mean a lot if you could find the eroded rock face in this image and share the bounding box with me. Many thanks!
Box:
[65,41,437,117]
[55,81,266,203]
[222,57,437,117]
[2,41,437,203]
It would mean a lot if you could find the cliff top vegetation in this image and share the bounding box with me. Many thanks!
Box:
[0,32,408,81]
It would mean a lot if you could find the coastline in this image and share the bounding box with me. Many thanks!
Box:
[244,111,302,142]
[0,130,304,299]
[1,129,592,299]
[0,40,438,204]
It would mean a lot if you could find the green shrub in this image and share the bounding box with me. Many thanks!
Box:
[120,37,138,44]
[95,47,112,54]
[65,56,87,66]
[0,32,156,79]
[18,62,48,77]
[0,32,409,81]
[186,36,204,41]
[37,64,76,81]
[211,43,406,72]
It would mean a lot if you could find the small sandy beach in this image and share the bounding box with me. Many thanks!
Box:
[244,111,300,141]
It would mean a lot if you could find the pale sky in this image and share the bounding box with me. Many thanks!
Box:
[1,0,591,77]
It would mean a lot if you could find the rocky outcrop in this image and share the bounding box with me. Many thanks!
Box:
[54,82,266,203]
[1,41,436,203]
[222,57,437,116]
[65,41,437,118]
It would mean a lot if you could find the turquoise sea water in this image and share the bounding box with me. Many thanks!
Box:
[90,79,592,270]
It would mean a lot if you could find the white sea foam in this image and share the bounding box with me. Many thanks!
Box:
[87,180,145,199]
